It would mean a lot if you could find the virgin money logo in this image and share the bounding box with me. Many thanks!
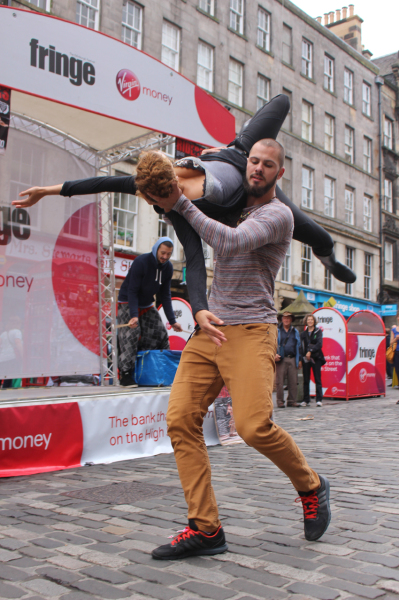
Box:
[359,368,367,383]
[116,69,140,101]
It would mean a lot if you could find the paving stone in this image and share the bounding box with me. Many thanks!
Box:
[7,557,39,568]
[364,565,399,581]
[0,581,26,598]
[80,566,130,585]
[352,551,399,568]
[30,537,64,549]
[179,580,236,600]
[48,531,89,545]
[166,561,231,584]
[48,555,89,570]
[121,549,173,566]
[325,578,385,598]
[287,580,341,600]
[72,578,131,598]
[23,577,69,597]
[0,548,21,562]
[60,593,102,600]
[226,577,288,599]
[36,565,83,584]
[0,538,29,551]
[129,580,183,599]
[220,562,288,587]
[320,565,379,586]
[0,563,32,581]
[20,545,55,559]
[77,529,124,543]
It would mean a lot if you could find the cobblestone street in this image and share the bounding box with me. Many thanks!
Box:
[0,390,398,600]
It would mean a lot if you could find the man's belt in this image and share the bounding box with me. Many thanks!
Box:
[285,354,295,358]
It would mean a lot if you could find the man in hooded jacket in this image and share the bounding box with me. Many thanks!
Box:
[117,237,183,386]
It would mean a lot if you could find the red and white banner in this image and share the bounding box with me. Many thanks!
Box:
[0,391,219,477]
[347,311,385,397]
[0,7,235,147]
[311,308,347,399]
[158,298,195,350]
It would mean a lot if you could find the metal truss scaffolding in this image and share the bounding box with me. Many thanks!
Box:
[11,114,175,386]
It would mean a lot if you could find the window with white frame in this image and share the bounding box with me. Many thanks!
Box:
[122,1,142,49]
[363,195,372,232]
[198,0,215,16]
[230,0,244,35]
[345,247,354,294]
[158,216,177,259]
[197,41,214,92]
[301,243,312,286]
[301,101,312,142]
[384,117,393,149]
[76,0,99,29]
[280,242,291,283]
[384,179,393,212]
[282,88,292,131]
[256,74,270,111]
[362,82,371,116]
[324,267,332,291]
[324,55,334,92]
[282,156,292,198]
[228,58,243,107]
[28,0,49,9]
[384,241,393,281]
[324,114,334,153]
[257,7,270,52]
[344,68,353,105]
[324,176,335,217]
[113,190,138,249]
[301,167,313,209]
[345,187,354,225]
[282,24,292,65]
[345,126,354,163]
[363,136,372,173]
[301,39,312,78]
[161,21,180,71]
[364,253,372,299]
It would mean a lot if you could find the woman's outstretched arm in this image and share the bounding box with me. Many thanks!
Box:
[12,175,137,208]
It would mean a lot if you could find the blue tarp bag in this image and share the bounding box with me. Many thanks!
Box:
[135,350,182,386]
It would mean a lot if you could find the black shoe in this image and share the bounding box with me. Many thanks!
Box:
[119,374,138,387]
[152,521,228,560]
[297,475,331,541]
[229,94,290,155]
[315,251,356,284]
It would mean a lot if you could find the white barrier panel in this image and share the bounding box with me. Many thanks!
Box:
[0,7,235,147]
[0,392,219,477]
[0,128,101,380]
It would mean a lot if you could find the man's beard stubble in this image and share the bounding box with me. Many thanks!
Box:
[243,173,279,198]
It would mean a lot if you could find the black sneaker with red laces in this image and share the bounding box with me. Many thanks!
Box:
[297,475,331,541]
[152,520,228,560]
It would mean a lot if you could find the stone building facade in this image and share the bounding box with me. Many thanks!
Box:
[3,0,388,315]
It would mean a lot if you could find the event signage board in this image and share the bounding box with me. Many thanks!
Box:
[158,298,195,350]
[311,308,347,399]
[0,7,235,147]
[0,127,101,380]
[0,392,219,477]
[346,311,386,398]
[380,304,397,316]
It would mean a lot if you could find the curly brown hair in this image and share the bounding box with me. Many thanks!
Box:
[135,151,177,199]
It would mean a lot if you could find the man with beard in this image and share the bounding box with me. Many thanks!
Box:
[144,139,331,560]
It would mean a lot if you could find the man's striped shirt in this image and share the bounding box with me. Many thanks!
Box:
[173,195,293,325]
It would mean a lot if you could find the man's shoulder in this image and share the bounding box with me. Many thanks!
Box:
[256,198,294,223]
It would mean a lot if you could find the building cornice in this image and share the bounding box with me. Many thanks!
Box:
[275,0,379,75]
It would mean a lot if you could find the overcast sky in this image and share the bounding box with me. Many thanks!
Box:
[291,0,399,59]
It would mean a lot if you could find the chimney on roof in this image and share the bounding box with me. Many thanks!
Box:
[342,6,348,18]
[336,9,341,21]
[329,11,334,23]
[316,16,322,23]
[324,13,329,25]
[349,4,354,16]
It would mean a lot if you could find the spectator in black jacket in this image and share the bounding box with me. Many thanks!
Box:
[300,314,324,408]
[117,237,182,386]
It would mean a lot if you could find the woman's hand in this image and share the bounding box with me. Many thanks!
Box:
[201,146,227,156]
[195,310,227,347]
[306,351,311,360]
[12,184,63,208]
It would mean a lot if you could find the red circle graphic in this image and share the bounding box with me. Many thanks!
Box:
[116,69,141,101]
